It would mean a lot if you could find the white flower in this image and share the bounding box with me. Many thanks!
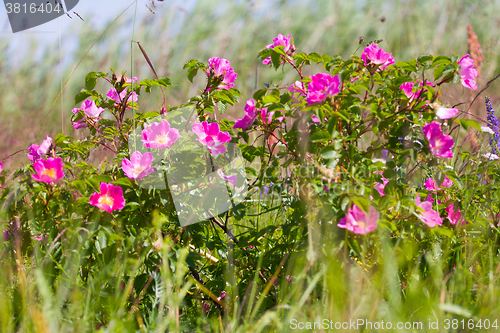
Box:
[371,158,386,164]
[481,126,495,135]
[482,152,500,160]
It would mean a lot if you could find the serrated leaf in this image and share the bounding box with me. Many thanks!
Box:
[183,59,202,69]
[97,230,108,249]
[218,101,227,114]
[417,55,433,63]
[212,91,234,105]
[308,52,323,63]
[432,55,451,67]
[273,45,286,56]
[271,52,281,70]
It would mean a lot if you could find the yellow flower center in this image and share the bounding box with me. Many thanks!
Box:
[99,194,114,207]
[133,166,145,175]
[155,135,169,145]
[41,168,57,179]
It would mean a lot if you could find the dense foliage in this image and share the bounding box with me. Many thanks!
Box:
[1,32,500,332]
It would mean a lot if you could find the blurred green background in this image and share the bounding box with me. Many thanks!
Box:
[1,0,499,169]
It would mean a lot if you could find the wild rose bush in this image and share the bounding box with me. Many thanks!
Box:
[1,34,499,329]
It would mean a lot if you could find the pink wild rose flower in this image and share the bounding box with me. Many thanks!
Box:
[71,99,105,129]
[192,121,231,155]
[260,108,285,125]
[436,107,459,119]
[207,57,237,90]
[107,88,138,109]
[218,170,238,186]
[415,194,443,227]
[361,44,395,70]
[32,157,65,183]
[423,121,455,158]
[233,99,258,130]
[373,171,389,196]
[457,54,478,90]
[27,135,52,162]
[262,34,295,65]
[0,161,3,173]
[121,151,154,180]
[399,80,434,103]
[288,80,307,96]
[337,204,379,234]
[445,204,467,226]
[306,73,341,105]
[424,176,453,191]
[141,119,180,149]
[116,75,138,84]
[89,182,125,213]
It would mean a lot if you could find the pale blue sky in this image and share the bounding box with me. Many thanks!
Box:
[0,0,198,66]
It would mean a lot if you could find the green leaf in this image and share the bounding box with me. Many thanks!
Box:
[212,91,234,105]
[271,52,281,70]
[258,48,273,59]
[115,177,134,188]
[457,119,481,132]
[253,89,267,101]
[75,91,93,105]
[394,61,417,72]
[85,74,96,90]
[218,101,227,114]
[311,131,331,143]
[187,67,199,83]
[240,145,264,163]
[142,111,160,119]
[183,59,203,69]
[350,196,371,214]
[97,230,108,249]
[320,146,339,159]
[308,52,323,63]
[432,55,451,67]
[336,109,350,122]
[417,55,433,64]
[382,169,396,179]
[262,94,280,104]
[434,64,446,80]
[273,45,286,56]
